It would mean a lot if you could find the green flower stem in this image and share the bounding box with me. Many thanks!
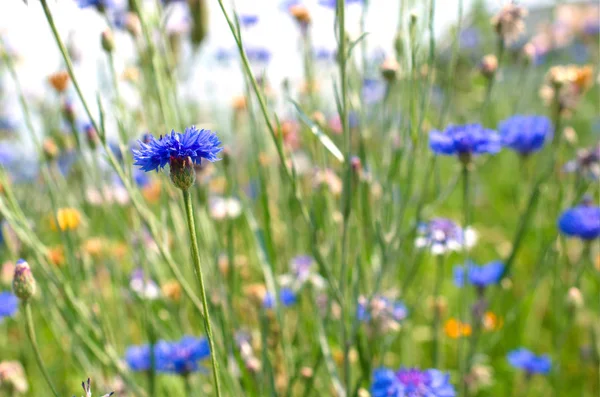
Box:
[458,163,471,396]
[23,303,60,397]
[432,254,445,368]
[181,189,222,397]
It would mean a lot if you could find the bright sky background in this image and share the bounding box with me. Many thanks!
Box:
[0,0,559,126]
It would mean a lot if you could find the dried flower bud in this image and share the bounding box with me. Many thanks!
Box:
[491,4,528,45]
[566,287,584,308]
[479,54,498,79]
[12,259,36,302]
[42,138,59,161]
[380,57,399,82]
[125,13,141,37]
[101,29,114,53]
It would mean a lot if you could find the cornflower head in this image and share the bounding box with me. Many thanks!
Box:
[507,348,551,375]
[491,3,528,45]
[371,367,456,397]
[558,200,600,240]
[429,124,501,164]
[453,261,505,290]
[155,336,210,375]
[499,115,553,155]
[415,218,477,255]
[357,295,408,333]
[132,126,222,190]
[563,143,600,179]
[244,46,272,64]
[0,291,18,322]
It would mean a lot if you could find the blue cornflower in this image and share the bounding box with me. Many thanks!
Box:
[429,124,501,159]
[499,115,553,155]
[558,203,600,240]
[0,292,18,322]
[125,344,154,371]
[0,145,16,167]
[132,126,222,172]
[244,46,272,64]
[371,367,456,397]
[314,47,336,63]
[453,261,505,288]
[263,288,297,309]
[0,117,17,136]
[156,336,210,375]
[507,348,551,375]
[415,218,477,255]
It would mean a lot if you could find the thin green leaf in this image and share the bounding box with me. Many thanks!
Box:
[290,100,345,163]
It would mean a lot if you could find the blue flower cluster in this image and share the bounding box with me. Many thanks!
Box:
[453,261,505,288]
[132,126,222,173]
[125,336,210,375]
[371,367,456,397]
[429,115,554,159]
[507,348,552,375]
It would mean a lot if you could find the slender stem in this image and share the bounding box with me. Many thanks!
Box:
[181,189,222,396]
[458,163,470,396]
[24,303,60,397]
[432,254,445,367]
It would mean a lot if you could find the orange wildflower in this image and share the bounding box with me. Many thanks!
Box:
[444,318,472,339]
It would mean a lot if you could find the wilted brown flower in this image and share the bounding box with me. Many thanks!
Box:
[491,3,528,45]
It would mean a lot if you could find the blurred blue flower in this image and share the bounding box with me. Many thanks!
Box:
[362,78,386,104]
[244,46,272,64]
[429,124,501,157]
[239,14,259,27]
[507,348,551,375]
[133,169,151,188]
[563,144,600,180]
[499,115,552,155]
[0,117,17,137]
[459,27,480,50]
[314,47,336,63]
[155,336,210,374]
[263,288,297,309]
[357,296,408,325]
[0,292,18,321]
[453,261,504,288]
[215,48,233,62]
[416,218,476,255]
[558,203,600,240]
[318,0,363,8]
[0,145,16,167]
[132,126,222,173]
[76,0,114,9]
[125,344,153,371]
[371,367,456,397]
